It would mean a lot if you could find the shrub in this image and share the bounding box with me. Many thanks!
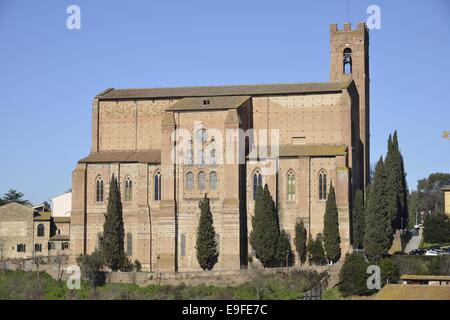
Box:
[379,257,399,286]
[423,212,450,244]
[76,251,105,288]
[338,253,374,297]
[134,260,142,272]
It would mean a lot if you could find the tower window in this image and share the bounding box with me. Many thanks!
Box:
[319,170,327,200]
[253,169,263,200]
[198,171,206,191]
[343,48,352,74]
[154,171,161,201]
[124,177,133,202]
[96,176,104,203]
[287,170,296,201]
[186,172,194,191]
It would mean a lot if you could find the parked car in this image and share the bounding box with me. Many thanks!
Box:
[425,250,439,256]
[409,249,426,256]
[409,229,419,237]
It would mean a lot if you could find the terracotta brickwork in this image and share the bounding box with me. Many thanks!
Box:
[71,23,370,271]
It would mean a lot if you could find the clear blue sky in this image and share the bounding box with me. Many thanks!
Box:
[0,0,449,205]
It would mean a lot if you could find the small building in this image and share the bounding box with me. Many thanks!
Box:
[50,192,71,218]
[443,186,450,217]
[400,275,450,286]
[0,202,70,260]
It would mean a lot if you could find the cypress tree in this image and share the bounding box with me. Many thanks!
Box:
[275,229,292,266]
[392,131,408,229]
[196,194,218,271]
[323,184,341,264]
[101,175,127,271]
[250,184,279,267]
[385,132,409,231]
[352,189,365,249]
[294,219,307,265]
[364,157,392,263]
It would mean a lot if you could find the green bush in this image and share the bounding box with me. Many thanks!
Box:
[338,253,374,297]
[379,257,399,286]
[423,213,450,244]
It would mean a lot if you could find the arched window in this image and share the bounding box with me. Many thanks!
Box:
[37,224,44,237]
[154,171,161,201]
[198,172,206,191]
[96,176,104,203]
[126,232,132,256]
[253,169,263,200]
[319,170,327,200]
[180,234,186,257]
[343,48,352,74]
[186,172,194,191]
[287,170,296,201]
[209,172,217,190]
[124,177,132,202]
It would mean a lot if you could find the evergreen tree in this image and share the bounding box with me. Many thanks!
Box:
[385,132,408,231]
[338,253,374,297]
[352,189,365,249]
[294,219,307,265]
[196,194,218,271]
[275,229,292,266]
[2,189,31,206]
[307,236,326,266]
[101,175,126,271]
[250,185,279,267]
[364,157,392,263]
[323,184,341,263]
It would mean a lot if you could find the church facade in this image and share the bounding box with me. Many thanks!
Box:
[71,23,370,272]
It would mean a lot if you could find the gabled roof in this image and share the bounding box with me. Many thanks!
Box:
[166,96,250,112]
[0,202,33,218]
[401,274,450,281]
[96,81,352,100]
[79,150,161,164]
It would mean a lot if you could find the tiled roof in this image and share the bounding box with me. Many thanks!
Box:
[166,96,250,111]
[400,274,450,281]
[376,284,450,300]
[96,81,352,100]
[52,217,71,223]
[34,211,51,221]
[248,144,348,159]
[49,234,70,241]
[79,150,161,164]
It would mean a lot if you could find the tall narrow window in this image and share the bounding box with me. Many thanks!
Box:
[186,172,194,191]
[319,170,327,200]
[96,233,103,251]
[96,176,104,203]
[209,171,217,190]
[180,234,186,257]
[343,48,352,74]
[198,172,206,191]
[253,169,263,200]
[126,232,132,256]
[124,177,133,202]
[154,171,161,201]
[37,224,44,237]
[287,170,296,201]
[34,244,42,252]
[210,149,216,165]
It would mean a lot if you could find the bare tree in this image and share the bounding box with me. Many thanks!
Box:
[53,254,69,281]
[31,250,44,279]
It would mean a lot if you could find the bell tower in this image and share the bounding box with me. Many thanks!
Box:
[330,22,370,188]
